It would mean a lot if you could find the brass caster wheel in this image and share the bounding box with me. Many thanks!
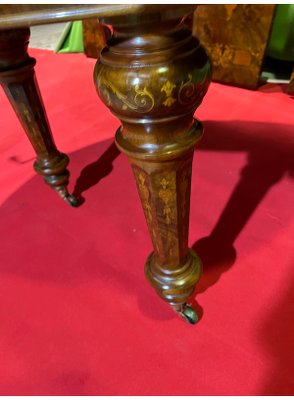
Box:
[56,188,80,207]
[64,194,80,207]
[178,304,199,325]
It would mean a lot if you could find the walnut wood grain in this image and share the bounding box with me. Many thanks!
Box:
[0,28,77,206]
[0,5,147,30]
[193,5,276,89]
[82,19,106,59]
[0,4,212,322]
[94,8,211,322]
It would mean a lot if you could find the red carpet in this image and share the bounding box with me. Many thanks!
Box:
[0,49,293,395]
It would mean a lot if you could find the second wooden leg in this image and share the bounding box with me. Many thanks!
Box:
[0,28,78,206]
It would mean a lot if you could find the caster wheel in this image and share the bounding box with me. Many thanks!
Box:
[64,194,80,207]
[56,188,80,207]
[179,304,199,325]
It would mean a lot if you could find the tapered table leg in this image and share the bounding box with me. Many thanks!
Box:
[94,7,211,323]
[0,28,78,206]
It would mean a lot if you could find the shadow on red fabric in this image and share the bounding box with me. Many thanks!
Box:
[0,48,293,395]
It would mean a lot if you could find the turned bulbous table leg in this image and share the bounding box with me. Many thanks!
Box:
[0,28,78,206]
[94,10,211,323]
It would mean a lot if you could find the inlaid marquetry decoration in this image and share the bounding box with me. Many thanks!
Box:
[98,72,155,113]
[96,70,210,116]
[155,172,178,260]
[161,80,176,107]
[193,4,276,88]
[0,27,78,206]
[132,167,161,256]
[158,175,176,225]
[178,74,198,105]
[94,6,211,323]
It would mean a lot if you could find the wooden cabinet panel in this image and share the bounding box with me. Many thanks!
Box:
[193,5,276,89]
[82,18,106,59]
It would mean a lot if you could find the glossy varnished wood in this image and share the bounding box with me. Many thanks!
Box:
[94,7,211,322]
[82,19,106,59]
[0,28,78,205]
[0,5,147,30]
[0,4,197,207]
[0,5,212,322]
[193,5,276,89]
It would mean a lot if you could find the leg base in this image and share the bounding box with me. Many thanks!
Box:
[34,152,79,207]
[175,303,199,325]
[145,249,202,321]
[55,187,80,207]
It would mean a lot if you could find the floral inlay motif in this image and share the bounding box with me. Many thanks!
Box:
[161,81,176,107]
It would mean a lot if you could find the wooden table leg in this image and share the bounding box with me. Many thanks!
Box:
[94,8,211,323]
[0,28,78,206]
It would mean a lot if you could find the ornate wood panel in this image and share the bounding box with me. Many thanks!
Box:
[288,69,294,95]
[82,18,106,59]
[193,5,276,89]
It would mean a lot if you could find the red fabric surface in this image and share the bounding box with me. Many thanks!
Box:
[0,49,293,395]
